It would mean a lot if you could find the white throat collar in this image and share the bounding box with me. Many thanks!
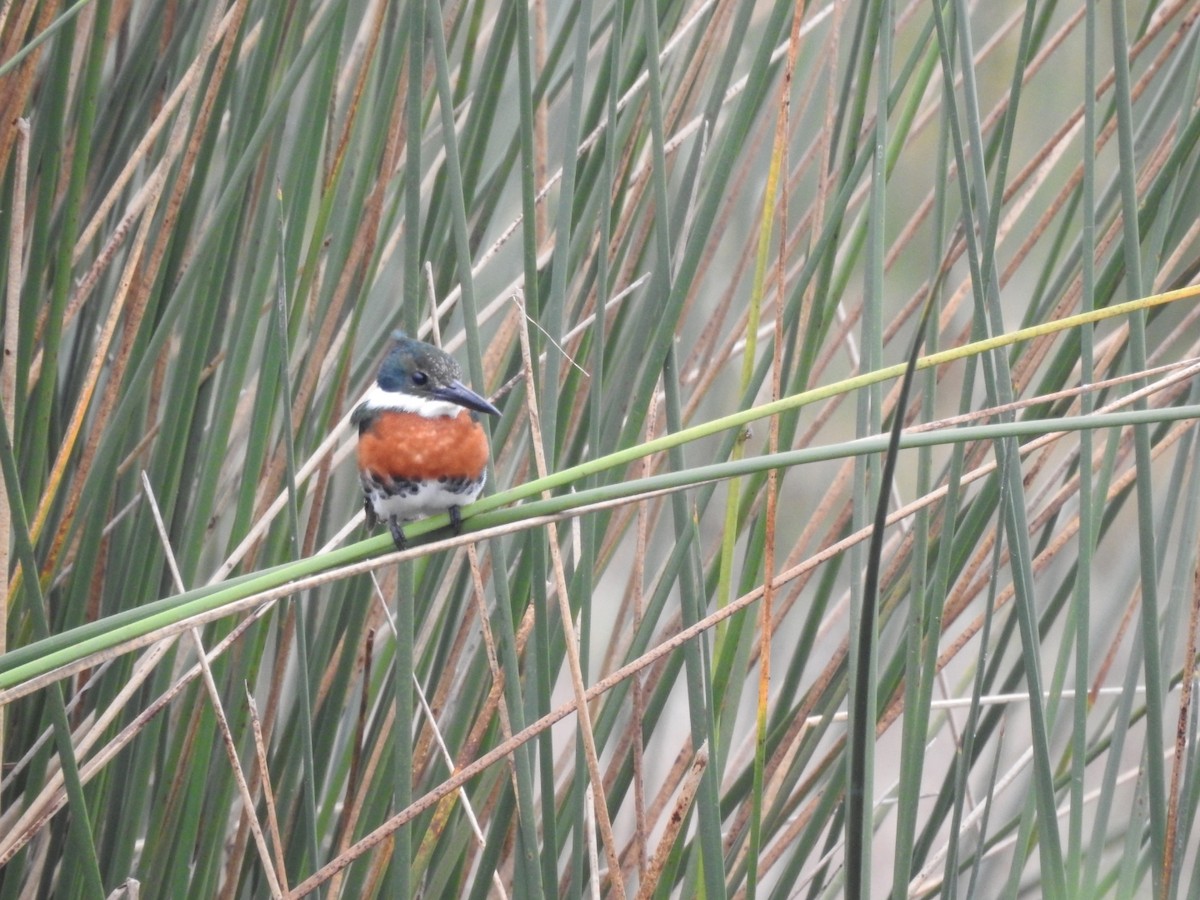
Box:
[360,383,463,419]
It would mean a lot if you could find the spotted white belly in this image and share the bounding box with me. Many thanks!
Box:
[363,472,486,524]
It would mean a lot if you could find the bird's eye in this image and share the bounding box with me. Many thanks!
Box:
[412,371,429,386]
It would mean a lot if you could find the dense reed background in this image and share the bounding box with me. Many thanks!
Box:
[2,0,1200,896]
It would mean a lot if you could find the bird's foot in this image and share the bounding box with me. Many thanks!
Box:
[364,498,378,531]
[448,505,463,536]
[388,517,407,551]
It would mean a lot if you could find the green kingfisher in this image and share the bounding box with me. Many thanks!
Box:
[352,332,501,549]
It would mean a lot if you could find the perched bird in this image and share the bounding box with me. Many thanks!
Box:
[352,332,500,549]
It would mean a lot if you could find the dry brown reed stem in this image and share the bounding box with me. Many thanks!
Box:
[1161,556,1200,890]
[751,0,808,885]
[0,2,56,175]
[246,690,291,895]
[630,380,659,880]
[323,634,371,898]
[614,729,692,871]
[515,299,626,897]
[632,744,709,900]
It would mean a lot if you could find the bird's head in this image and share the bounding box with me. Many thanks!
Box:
[373,332,500,418]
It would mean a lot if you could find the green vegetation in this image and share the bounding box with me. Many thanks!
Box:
[2,1,1198,896]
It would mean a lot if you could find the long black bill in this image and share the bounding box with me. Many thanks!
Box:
[436,380,501,417]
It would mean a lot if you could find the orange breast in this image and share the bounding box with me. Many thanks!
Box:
[357,410,490,481]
